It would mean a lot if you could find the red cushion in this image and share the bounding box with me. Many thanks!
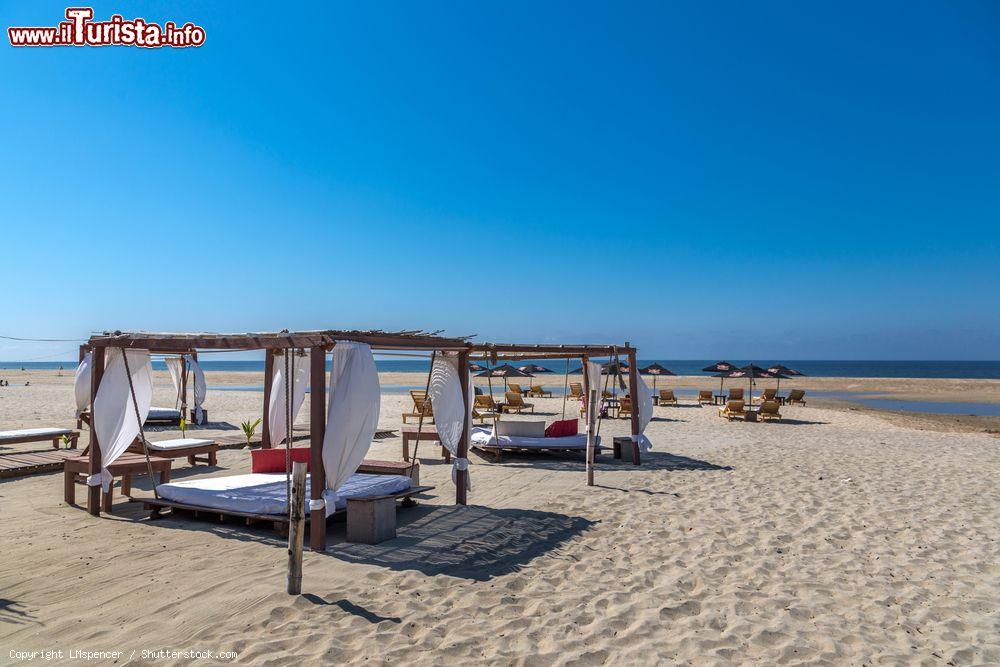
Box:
[251,447,311,473]
[545,418,579,438]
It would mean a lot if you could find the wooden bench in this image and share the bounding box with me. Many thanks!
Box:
[64,453,172,514]
[129,438,218,466]
[0,428,79,450]
[400,425,451,463]
[358,458,420,485]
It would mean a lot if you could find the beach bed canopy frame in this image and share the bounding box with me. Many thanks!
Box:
[469,342,646,481]
[80,329,474,551]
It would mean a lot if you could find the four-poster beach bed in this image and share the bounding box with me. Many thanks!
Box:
[468,342,653,480]
[74,330,474,551]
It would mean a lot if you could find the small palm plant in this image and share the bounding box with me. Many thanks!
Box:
[179,415,187,438]
[241,418,262,448]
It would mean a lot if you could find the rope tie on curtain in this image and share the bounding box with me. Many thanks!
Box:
[451,457,471,490]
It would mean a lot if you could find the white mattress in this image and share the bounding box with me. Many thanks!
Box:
[147,438,214,451]
[0,427,74,440]
[156,472,412,515]
[147,407,182,421]
[470,427,598,449]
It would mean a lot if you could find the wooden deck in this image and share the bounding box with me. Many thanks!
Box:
[0,449,81,478]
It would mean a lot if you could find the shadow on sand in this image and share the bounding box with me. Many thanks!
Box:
[115,492,594,582]
[0,598,34,625]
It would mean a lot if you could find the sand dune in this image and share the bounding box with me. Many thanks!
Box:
[1,372,998,664]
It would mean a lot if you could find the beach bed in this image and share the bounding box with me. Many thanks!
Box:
[0,427,79,450]
[142,472,432,543]
[470,426,602,462]
[129,437,218,466]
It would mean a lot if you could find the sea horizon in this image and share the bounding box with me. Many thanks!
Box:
[3,359,999,379]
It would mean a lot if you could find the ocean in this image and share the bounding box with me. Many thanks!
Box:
[2,359,998,379]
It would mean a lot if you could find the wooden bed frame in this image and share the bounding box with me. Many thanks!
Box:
[1,428,79,450]
[140,485,434,543]
[472,443,608,463]
[127,439,219,466]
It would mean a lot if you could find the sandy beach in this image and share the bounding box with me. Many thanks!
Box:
[1,370,998,664]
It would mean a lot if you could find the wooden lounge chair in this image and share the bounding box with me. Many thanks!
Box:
[758,388,777,403]
[728,388,744,401]
[472,409,492,424]
[697,390,714,404]
[402,390,433,424]
[567,382,584,401]
[474,395,500,415]
[786,389,806,406]
[718,400,746,421]
[0,427,79,450]
[758,400,782,422]
[502,392,535,414]
[619,397,633,419]
[527,385,552,398]
[658,389,678,406]
[508,383,529,396]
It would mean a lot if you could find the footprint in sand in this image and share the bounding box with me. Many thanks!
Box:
[659,600,701,621]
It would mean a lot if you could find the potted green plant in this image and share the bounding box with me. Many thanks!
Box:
[241,418,261,448]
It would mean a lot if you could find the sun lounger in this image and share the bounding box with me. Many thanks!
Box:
[402,390,434,424]
[0,427,79,450]
[727,388,744,402]
[567,382,584,401]
[718,400,746,421]
[758,388,777,403]
[619,397,633,419]
[527,385,552,397]
[758,400,782,422]
[129,437,218,466]
[697,390,714,404]
[502,392,534,414]
[508,383,529,396]
[474,395,500,415]
[786,389,806,405]
[658,389,678,406]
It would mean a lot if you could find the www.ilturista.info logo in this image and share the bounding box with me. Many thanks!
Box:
[8,7,205,48]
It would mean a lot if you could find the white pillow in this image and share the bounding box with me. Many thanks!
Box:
[496,421,545,438]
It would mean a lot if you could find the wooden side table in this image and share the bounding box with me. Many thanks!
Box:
[400,425,451,462]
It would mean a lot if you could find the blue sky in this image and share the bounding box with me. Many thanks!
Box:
[1,1,998,360]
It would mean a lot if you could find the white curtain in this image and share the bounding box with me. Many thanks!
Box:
[74,352,92,417]
[322,341,380,512]
[189,356,207,424]
[268,351,309,446]
[427,355,471,489]
[586,362,602,398]
[634,373,654,452]
[92,349,152,491]
[165,357,184,409]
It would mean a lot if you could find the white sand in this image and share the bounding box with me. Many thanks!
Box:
[1,372,998,664]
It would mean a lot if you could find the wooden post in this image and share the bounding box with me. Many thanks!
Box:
[287,460,307,594]
[309,345,327,551]
[76,345,86,431]
[87,347,106,515]
[582,355,596,486]
[262,348,274,448]
[627,345,642,465]
[456,350,470,505]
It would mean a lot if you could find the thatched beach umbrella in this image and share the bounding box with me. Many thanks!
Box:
[639,362,676,391]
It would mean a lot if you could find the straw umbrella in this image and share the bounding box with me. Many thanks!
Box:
[639,362,676,391]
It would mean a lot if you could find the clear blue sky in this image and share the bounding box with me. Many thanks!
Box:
[2,1,998,361]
